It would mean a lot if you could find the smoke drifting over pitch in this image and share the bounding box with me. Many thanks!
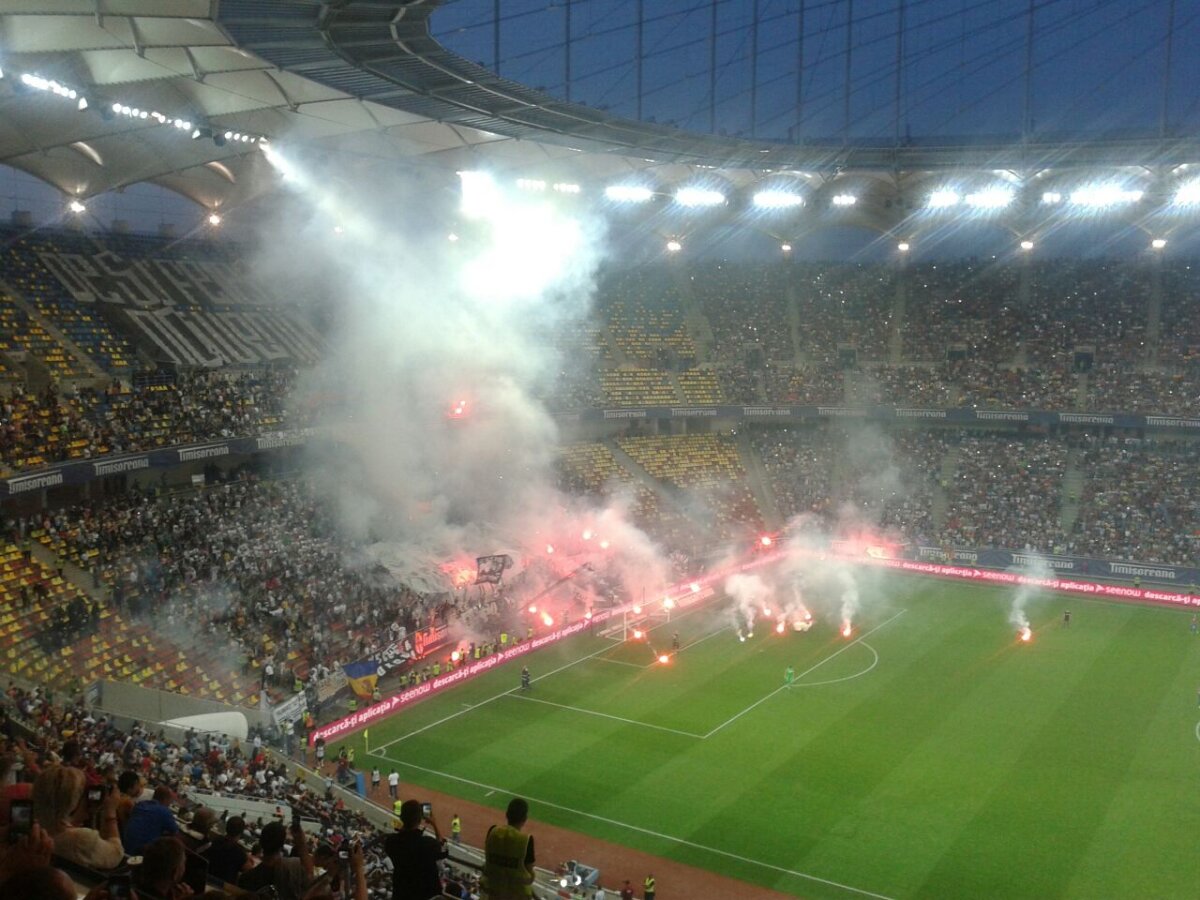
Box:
[254,148,669,606]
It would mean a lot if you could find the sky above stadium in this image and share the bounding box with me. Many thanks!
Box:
[433,0,1200,143]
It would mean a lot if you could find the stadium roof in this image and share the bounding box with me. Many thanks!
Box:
[2,0,1199,230]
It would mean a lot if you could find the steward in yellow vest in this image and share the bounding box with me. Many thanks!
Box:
[482,797,534,898]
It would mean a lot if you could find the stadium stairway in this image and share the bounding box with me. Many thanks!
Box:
[735,431,783,530]
[888,269,907,363]
[785,281,804,366]
[931,445,959,529]
[0,278,106,381]
[603,436,691,515]
[1059,448,1086,535]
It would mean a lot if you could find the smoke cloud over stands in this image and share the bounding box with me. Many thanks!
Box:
[254,150,669,605]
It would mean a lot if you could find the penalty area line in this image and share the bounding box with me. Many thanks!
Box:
[505,693,705,738]
[703,609,907,739]
[367,638,623,757]
[380,758,897,900]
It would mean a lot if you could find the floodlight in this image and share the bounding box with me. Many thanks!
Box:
[458,170,500,219]
[831,193,857,207]
[928,190,960,209]
[965,188,1014,209]
[207,213,221,226]
[780,243,792,253]
[897,241,910,252]
[516,179,546,191]
[552,183,581,194]
[332,224,344,235]
[77,97,88,111]
[605,185,653,202]
[1020,240,1034,251]
[1151,238,1167,249]
[68,200,86,214]
[1173,180,1200,206]
[1069,185,1143,208]
[675,187,725,207]
[753,190,804,209]
[447,233,459,242]
[1041,191,1062,204]
[666,239,683,252]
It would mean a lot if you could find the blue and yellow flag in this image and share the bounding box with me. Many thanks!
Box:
[343,660,379,699]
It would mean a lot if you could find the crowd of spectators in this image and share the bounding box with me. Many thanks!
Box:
[0,368,311,475]
[532,258,1200,413]
[1066,436,1200,566]
[0,683,480,898]
[939,435,1070,553]
[20,475,434,701]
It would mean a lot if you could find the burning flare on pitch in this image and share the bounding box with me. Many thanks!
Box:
[1020,626,1032,643]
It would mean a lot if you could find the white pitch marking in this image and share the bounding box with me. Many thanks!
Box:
[792,642,880,688]
[592,657,644,669]
[1194,720,1200,744]
[703,610,906,739]
[367,637,623,756]
[380,758,897,900]
[505,693,705,739]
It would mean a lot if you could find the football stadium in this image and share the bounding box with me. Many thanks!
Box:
[0,1,1198,898]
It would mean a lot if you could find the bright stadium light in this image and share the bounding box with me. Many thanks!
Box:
[1151,238,1167,249]
[459,170,501,219]
[447,232,459,242]
[1020,240,1034,251]
[207,213,221,226]
[1069,184,1143,208]
[928,190,960,209]
[831,193,857,207]
[666,239,683,253]
[1173,180,1200,206]
[965,188,1014,209]
[675,187,725,207]
[1041,191,1062,204]
[605,185,653,203]
[516,179,546,191]
[552,182,581,194]
[68,199,86,214]
[897,241,910,252]
[780,243,792,253]
[752,190,804,209]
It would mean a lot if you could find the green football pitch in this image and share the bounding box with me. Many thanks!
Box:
[337,574,1200,899]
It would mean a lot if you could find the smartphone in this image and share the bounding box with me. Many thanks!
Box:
[107,874,132,899]
[8,800,32,841]
[87,786,104,804]
[421,802,432,820]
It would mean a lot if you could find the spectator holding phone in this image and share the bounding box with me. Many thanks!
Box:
[32,765,124,869]
[237,818,313,900]
[384,798,447,900]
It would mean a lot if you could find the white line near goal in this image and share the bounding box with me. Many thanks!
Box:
[702,609,907,739]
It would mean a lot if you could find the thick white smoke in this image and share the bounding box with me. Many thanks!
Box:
[1009,556,1053,636]
[251,148,670,610]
